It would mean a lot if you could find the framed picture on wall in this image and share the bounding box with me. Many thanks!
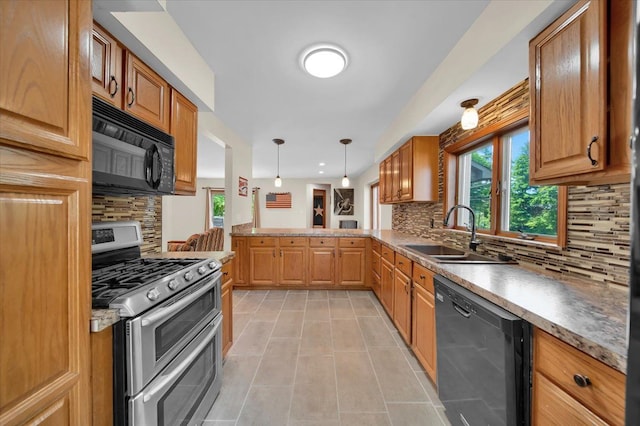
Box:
[334,188,354,215]
[238,176,248,196]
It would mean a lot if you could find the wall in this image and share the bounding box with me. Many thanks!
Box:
[93,194,162,254]
[354,163,392,230]
[392,79,631,288]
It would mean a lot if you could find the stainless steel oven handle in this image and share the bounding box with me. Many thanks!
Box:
[142,318,219,403]
[140,272,220,327]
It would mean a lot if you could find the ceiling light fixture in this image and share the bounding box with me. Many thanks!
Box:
[340,138,352,187]
[460,98,479,130]
[273,138,284,187]
[301,44,348,78]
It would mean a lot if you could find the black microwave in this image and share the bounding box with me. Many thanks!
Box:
[92,96,175,195]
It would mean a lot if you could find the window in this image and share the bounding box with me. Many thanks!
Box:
[445,116,566,245]
[206,188,225,229]
[370,183,380,230]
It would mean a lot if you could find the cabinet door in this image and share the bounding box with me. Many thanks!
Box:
[383,157,393,203]
[221,261,233,357]
[529,0,607,181]
[399,140,413,201]
[393,269,412,344]
[391,150,401,202]
[249,247,278,285]
[378,161,386,204]
[412,278,436,383]
[0,0,90,161]
[309,248,335,285]
[170,89,198,195]
[232,237,247,285]
[91,22,123,108]
[279,246,306,285]
[337,248,366,286]
[380,258,394,316]
[124,51,170,132]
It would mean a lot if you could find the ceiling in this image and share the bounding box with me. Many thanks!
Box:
[99,1,576,180]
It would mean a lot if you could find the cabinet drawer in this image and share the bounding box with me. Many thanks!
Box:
[371,239,381,253]
[339,238,365,248]
[534,329,625,426]
[412,263,434,294]
[380,245,395,263]
[221,262,233,286]
[394,253,411,276]
[279,237,307,247]
[248,237,277,247]
[309,237,336,247]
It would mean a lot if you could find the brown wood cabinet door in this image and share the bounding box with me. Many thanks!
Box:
[399,140,413,201]
[170,89,198,195]
[309,248,335,285]
[529,0,607,182]
[124,51,170,132]
[392,269,412,344]
[249,247,278,285]
[412,278,437,383]
[380,258,394,316]
[91,22,123,108]
[0,1,92,424]
[221,261,233,357]
[337,248,366,286]
[232,237,247,285]
[378,161,386,204]
[279,246,306,285]
[0,0,90,161]
[391,150,401,202]
[383,157,393,203]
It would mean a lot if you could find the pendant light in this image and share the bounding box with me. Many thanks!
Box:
[460,98,479,130]
[273,138,284,187]
[340,138,352,187]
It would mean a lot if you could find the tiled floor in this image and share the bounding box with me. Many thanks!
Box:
[204,289,450,426]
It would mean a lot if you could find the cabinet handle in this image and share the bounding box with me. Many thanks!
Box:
[420,274,425,280]
[573,374,591,388]
[280,249,282,257]
[108,75,118,97]
[587,136,598,166]
[273,249,276,257]
[223,271,229,276]
[398,261,403,265]
[127,87,135,107]
[350,241,354,245]
[320,241,324,244]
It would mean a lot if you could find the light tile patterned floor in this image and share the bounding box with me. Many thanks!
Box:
[204,289,450,426]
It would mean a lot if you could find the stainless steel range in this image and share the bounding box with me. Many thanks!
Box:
[92,221,223,426]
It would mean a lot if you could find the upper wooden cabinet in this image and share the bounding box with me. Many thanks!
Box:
[91,23,123,108]
[379,136,439,203]
[0,0,92,424]
[124,51,171,132]
[529,0,632,185]
[171,89,198,195]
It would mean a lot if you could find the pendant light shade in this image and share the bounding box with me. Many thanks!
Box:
[460,98,479,130]
[340,138,352,188]
[273,139,284,187]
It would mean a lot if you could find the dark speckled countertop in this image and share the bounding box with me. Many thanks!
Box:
[233,228,629,373]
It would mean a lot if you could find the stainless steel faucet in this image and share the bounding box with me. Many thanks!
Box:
[444,204,481,251]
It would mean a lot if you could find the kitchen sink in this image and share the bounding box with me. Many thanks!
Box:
[402,244,466,256]
[430,253,516,264]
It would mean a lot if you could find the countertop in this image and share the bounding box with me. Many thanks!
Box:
[233,228,629,373]
[90,251,235,333]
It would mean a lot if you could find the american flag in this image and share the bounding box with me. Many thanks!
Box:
[266,192,292,208]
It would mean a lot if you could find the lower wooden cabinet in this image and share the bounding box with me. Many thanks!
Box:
[337,248,366,286]
[249,245,278,285]
[279,238,307,285]
[221,261,234,357]
[309,247,335,285]
[392,266,412,344]
[532,328,625,426]
[380,257,394,316]
[91,327,113,426]
[232,237,247,286]
[411,264,437,383]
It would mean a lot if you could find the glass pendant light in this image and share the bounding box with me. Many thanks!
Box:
[340,138,352,187]
[460,98,479,130]
[273,139,284,187]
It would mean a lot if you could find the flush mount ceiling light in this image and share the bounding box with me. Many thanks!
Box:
[301,44,348,78]
[340,138,352,187]
[273,138,284,187]
[460,98,479,130]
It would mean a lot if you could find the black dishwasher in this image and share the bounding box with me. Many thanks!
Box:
[434,275,531,426]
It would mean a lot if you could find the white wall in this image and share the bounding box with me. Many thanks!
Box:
[354,163,392,230]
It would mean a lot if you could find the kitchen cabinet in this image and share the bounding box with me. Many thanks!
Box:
[92,22,123,108]
[249,238,279,285]
[379,136,439,203]
[232,237,248,286]
[411,264,437,383]
[0,0,92,424]
[380,247,395,316]
[392,253,412,344]
[308,237,336,285]
[371,240,382,298]
[91,328,113,426]
[279,237,307,285]
[337,238,367,286]
[221,260,234,357]
[529,0,632,185]
[532,328,625,426]
[171,89,198,195]
[124,50,171,132]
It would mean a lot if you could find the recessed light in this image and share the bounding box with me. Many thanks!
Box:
[301,44,348,78]
[319,162,326,166]
[319,170,324,174]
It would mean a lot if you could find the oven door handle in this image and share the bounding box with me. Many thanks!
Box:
[143,318,220,403]
[140,272,220,327]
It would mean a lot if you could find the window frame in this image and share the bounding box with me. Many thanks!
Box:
[443,110,567,247]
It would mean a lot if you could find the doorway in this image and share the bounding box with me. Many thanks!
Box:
[312,189,326,228]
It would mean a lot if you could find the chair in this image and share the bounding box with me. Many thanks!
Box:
[339,220,358,229]
[167,227,224,251]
